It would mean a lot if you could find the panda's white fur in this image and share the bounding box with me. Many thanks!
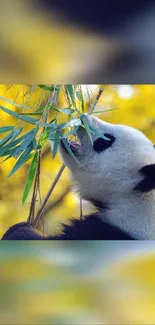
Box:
[59,115,155,239]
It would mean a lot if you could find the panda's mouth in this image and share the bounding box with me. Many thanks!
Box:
[61,138,82,155]
[68,139,81,152]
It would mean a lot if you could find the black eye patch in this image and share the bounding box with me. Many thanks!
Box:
[93,133,115,153]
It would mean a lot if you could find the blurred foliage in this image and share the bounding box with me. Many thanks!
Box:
[0,0,116,84]
[1,241,155,324]
[0,84,155,238]
[1,0,155,84]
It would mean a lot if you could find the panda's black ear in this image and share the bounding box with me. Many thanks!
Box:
[134,164,155,193]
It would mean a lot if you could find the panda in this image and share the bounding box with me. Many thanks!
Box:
[2,114,155,240]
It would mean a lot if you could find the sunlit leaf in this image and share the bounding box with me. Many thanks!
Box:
[38,85,54,91]
[51,131,60,159]
[40,119,56,147]
[76,87,84,113]
[0,126,14,133]
[80,114,93,145]
[0,105,39,124]
[0,129,38,157]
[19,112,43,116]
[22,152,39,205]
[40,119,81,130]
[0,146,19,158]
[65,85,75,106]
[8,143,34,177]
[90,108,116,115]
[89,125,110,141]
[11,126,23,142]
[32,139,37,150]
[0,129,15,147]
[0,96,30,109]
[13,127,39,158]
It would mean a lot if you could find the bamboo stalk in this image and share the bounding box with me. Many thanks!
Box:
[32,164,65,228]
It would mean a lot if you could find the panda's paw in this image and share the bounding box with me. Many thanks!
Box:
[1,222,45,240]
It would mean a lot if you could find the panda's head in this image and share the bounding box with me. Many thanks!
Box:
[59,115,155,206]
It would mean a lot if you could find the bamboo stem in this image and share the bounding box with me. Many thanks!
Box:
[32,164,65,228]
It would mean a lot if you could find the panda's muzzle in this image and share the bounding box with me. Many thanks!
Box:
[60,123,91,156]
[60,137,82,156]
[67,139,81,153]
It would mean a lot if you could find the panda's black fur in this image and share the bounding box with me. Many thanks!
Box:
[2,115,155,240]
[1,216,135,240]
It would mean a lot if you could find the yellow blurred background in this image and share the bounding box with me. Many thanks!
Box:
[0,0,116,84]
[1,0,155,83]
[1,241,155,324]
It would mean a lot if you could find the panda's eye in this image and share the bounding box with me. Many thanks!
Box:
[93,133,115,153]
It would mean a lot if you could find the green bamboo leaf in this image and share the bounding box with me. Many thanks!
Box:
[0,129,15,147]
[35,105,47,113]
[11,126,23,142]
[40,131,50,147]
[89,125,110,141]
[38,122,57,129]
[89,108,116,115]
[8,143,33,177]
[40,119,56,147]
[80,114,93,145]
[66,85,75,106]
[0,126,14,133]
[81,89,84,113]
[49,134,59,141]
[32,139,37,150]
[40,118,81,130]
[0,129,38,157]
[19,112,43,116]
[52,139,60,159]
[17,115,39,124]
[13,127,39,158]
[38,85,54,91]
[76,91,81,100]
[1,152,34,165]
[54,84,61,99]
[0,141,21,157]
[22,152,39,205]
[53,119,81,131]
[61,138,80,164]
[0,96,30,109]
[25,153,34,163]
[0,105,39,124]
[76,88,84,112]
[51,131,60,159]
[66,85,81,115]
[0,146,20,158]
[47,118,56,127]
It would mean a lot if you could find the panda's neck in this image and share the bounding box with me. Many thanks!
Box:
[99,192,155,240]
